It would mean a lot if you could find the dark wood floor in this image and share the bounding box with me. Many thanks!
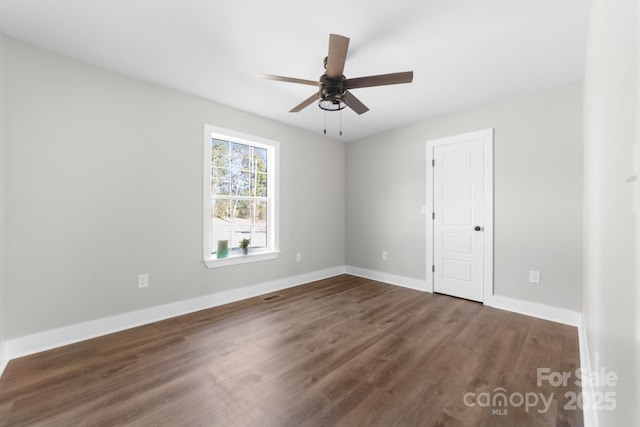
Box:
[0,275,583,426]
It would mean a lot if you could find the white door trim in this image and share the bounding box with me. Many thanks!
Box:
[426,129,494,302]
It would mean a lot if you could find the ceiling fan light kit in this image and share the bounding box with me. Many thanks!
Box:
[318,74,347,111]
[318,98,346,111]
[258,33,414,135]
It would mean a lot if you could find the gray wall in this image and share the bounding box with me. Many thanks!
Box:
[3,36,345,338]
[0,35,5,348]
[583,0,638,424]
[346,83,583,311]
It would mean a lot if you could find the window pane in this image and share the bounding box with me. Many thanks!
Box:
[211,139,229,167]
[231,171,251,197]
[252,171,268,198]
[252,147,268,197]
[211,139,230,195]
[212,199,255,251]
[226,143,249,197]
[229,142,251,173]
[211,200,231,254]
[251,200,268,248]
[253,146,268,173]
[212,167,230,195]
[232,199,251,222]
[231,202,251,251]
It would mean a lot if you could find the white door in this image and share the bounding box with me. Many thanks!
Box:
[431,132,488,302]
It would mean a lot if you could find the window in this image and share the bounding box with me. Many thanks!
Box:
[203,125,279,267]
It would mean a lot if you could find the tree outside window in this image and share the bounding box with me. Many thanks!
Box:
[210,139,269,254]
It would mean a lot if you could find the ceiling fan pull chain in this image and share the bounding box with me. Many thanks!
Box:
[323,109,327,135]
[340,108,343,136]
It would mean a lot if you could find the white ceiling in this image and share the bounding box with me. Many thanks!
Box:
[0,0,591,141]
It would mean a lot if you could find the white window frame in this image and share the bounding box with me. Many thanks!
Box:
[203,125,279,268]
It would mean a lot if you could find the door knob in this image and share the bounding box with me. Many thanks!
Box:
[474,226,483,231]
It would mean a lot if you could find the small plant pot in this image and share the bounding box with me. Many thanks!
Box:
[242,247,249,255]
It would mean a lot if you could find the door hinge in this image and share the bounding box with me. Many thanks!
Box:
[432,212,435,220]
[432,265,435,273]
[432,159,435,167]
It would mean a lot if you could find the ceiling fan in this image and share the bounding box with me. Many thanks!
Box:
[258,34,414,115]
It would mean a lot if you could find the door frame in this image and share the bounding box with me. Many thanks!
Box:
[425,129,494,302]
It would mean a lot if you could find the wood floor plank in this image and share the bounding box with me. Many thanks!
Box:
[0,274,583,426]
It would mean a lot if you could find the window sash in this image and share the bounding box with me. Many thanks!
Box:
[210,198,269,253]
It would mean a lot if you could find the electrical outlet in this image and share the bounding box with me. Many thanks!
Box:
[296,252,302,262]
[138,274,149,288]
[529,270,541,284]
[382,251,388,260]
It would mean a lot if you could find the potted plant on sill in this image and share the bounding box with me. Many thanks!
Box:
[239,238,250,255]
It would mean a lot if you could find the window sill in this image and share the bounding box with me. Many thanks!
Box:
[203,250,279,269]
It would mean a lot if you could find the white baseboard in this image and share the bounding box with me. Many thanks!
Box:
[577,317,598,427]
[347,266,581,327]
[1,266,346,371]
[0,342,7,379]
[345,266,428,292]
[485,294,582,327]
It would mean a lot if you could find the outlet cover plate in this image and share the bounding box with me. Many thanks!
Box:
[529,270,541,284]
[138,274,149,288]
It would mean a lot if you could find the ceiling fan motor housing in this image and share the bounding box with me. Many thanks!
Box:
[319,74,346,110]
[320,74,346,98]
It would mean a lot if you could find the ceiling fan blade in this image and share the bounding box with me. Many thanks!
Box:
[290,92,319,112]
[343,91,369,115]
[345,71,414,89]
[256,73,318,87]
[325,34,350,79]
